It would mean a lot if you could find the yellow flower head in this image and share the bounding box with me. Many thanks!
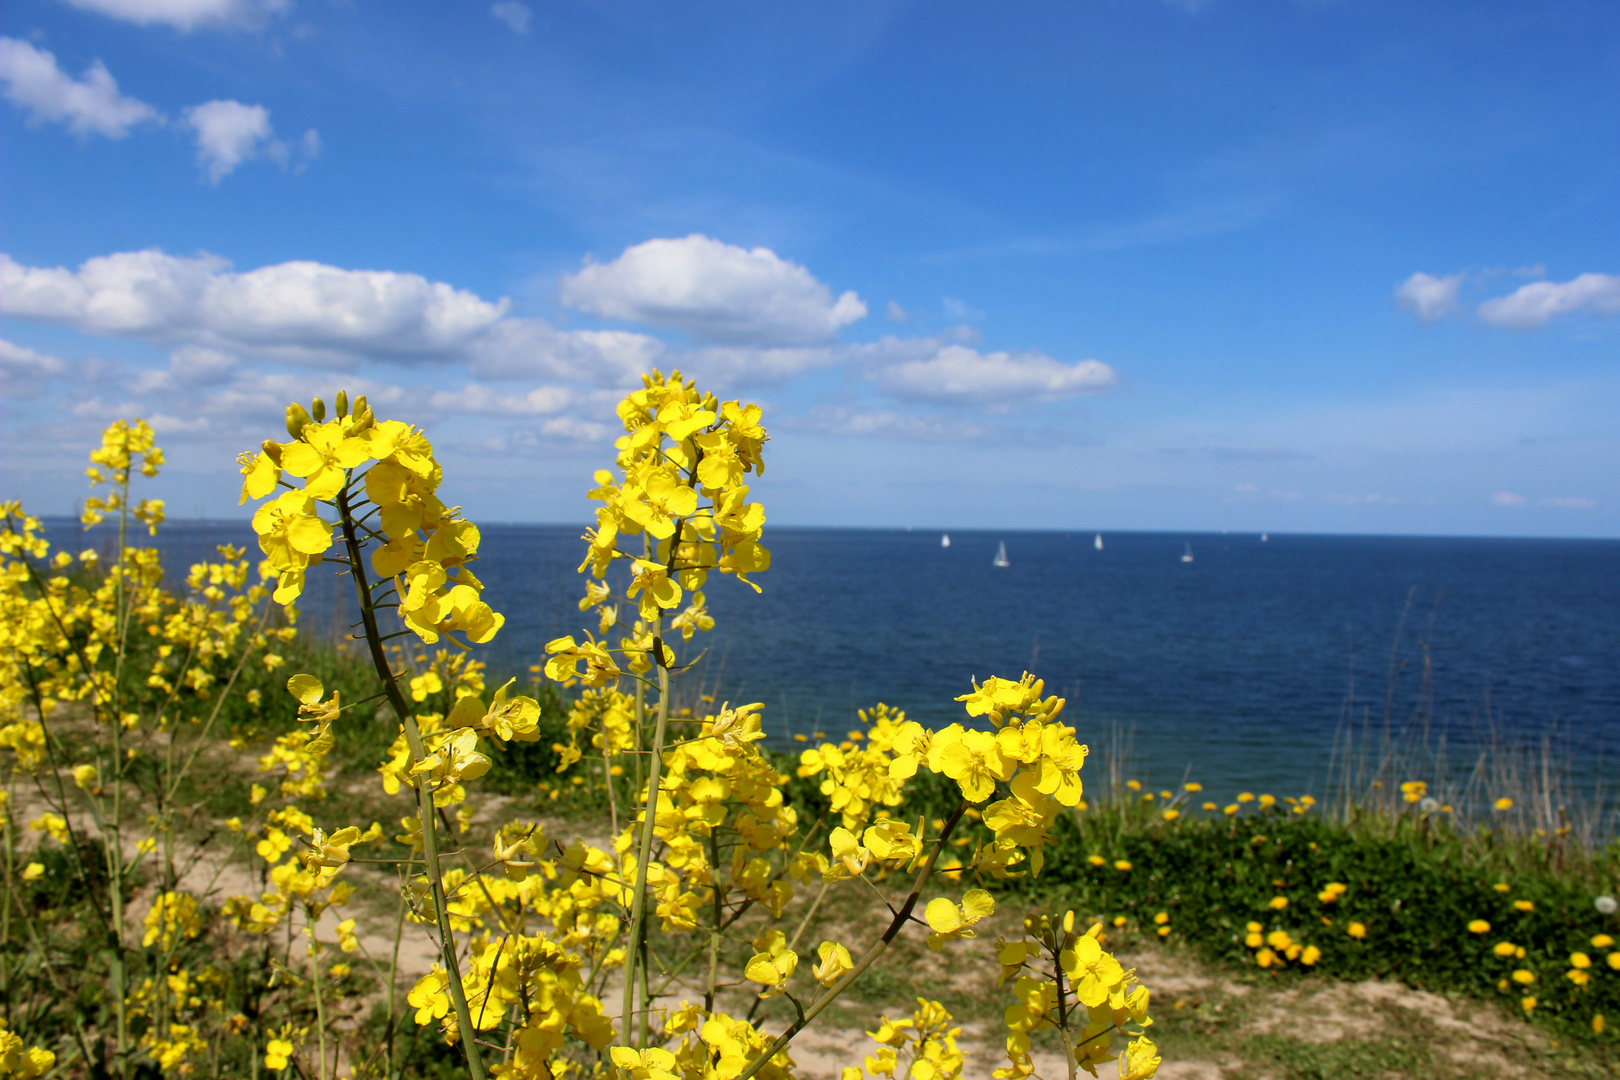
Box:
[924,889,994,952]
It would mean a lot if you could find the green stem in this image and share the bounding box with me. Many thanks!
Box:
[335,486,486,1080]
[310,926,329,1080]
[1054,937,1077,1080]
[619,632,670,1047]
[107,480,131,1076]
[731,799,969,1080]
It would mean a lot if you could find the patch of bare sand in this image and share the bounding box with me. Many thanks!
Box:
[1246,976,1552,1078]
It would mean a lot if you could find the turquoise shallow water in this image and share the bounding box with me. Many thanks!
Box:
[46,520,1620,801]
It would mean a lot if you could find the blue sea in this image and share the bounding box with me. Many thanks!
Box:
[45,520,1620,801]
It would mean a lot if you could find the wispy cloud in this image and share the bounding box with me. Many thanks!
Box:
[1394,271,1463,322]
[1477,273,1620,330]
[57,0,291,31]
[490,2,531,34]
[0,38,160,138]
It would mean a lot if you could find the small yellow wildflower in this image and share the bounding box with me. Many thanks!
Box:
[1467,919,1490,934]
[1348,922,1367,939]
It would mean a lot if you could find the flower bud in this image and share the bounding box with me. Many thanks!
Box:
[352,395,367,417]
[350,407,374,434]
[334,390,349,418]
[311,397,327,422]
[285,403,313,438]
[260,440,283,466]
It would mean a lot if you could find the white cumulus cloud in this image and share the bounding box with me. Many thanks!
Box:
[490,2,531,33]
[788,405,987,441]
[0,37,160,138]
[1477,273,1620,330]
[465,321,666,387]
[0,339,70,398]
[0,249,510,365]
[430,383,574,417]
[559,234,867,346]
[1394,271,1463,322]
[57,0,291,31]
[872,344,1117,405]
[183,100,284,182]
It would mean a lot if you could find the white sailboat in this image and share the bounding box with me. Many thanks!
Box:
[1180,542,1194,563]
[1094,533,1103,551]
[941,533,951,548]
[1260,533,1269,542]
[992,541,1010,567]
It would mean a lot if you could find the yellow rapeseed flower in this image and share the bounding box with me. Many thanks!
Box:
[1269,896,1289,910]
[1512,969,1535,985]
[1115,859,1133,872]
[1468,919,1490,934]
[1522,996,1536,1013]
[1513,900,1534,912]
[1348,922,1367,939]
[1493,942,1517,957]
[1571,952,1592,969]
[1494,797,1513,811]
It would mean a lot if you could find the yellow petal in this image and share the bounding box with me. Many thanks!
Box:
[286,515,333,555]
[285,674,325,705]
[924,897,962,934]
[962,888,995,923]
[745,953,783,985]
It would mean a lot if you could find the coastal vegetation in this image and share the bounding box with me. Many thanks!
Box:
[0,377,1614,1079]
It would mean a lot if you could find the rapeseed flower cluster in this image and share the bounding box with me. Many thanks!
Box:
[0,384,1162,1080]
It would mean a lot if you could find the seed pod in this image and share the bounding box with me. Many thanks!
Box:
[311,397,327,422]
[285,402,313,438]
[335,390,349,418]
[260,440,283,466]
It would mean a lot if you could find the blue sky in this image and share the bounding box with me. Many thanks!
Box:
[2,0,1617,536]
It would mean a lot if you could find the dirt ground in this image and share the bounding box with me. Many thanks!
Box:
[21,744,1618,1080]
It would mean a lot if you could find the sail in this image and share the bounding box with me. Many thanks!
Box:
[993,541,1010,567]
[941,534,950,548]
[1094,533,1103,550]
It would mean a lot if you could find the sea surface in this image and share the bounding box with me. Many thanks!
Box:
[44,519,1620,801]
